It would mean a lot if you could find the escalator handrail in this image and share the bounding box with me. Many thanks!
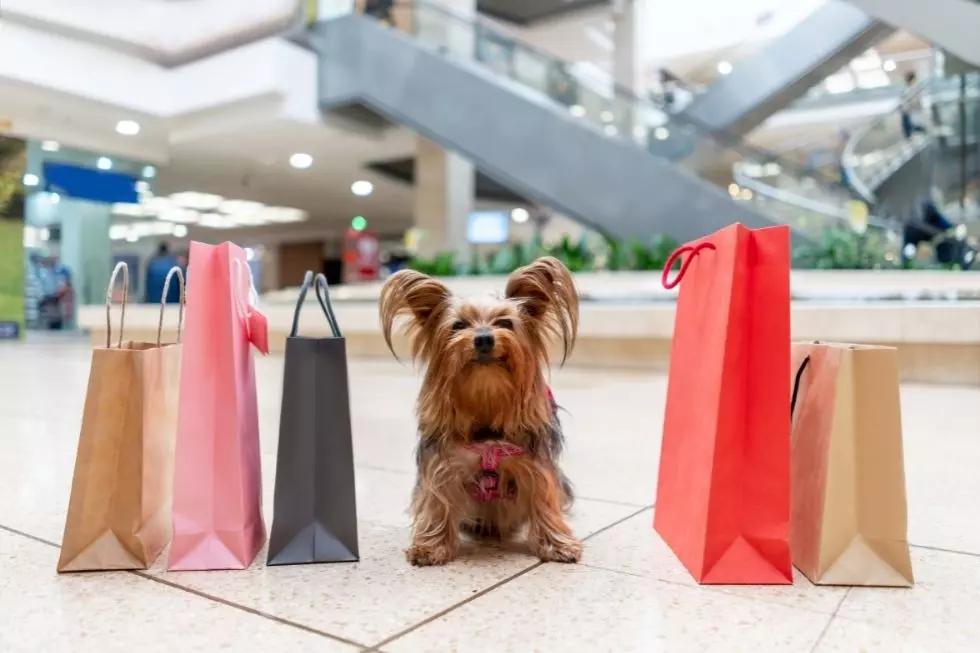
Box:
[841,77,933,204]
[732,162,895,232]
[403,0,845,190]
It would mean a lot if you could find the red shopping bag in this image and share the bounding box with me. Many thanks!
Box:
[653,224,792,584]
[168,242,269,571]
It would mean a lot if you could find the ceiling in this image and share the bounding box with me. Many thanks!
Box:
[478,0,608,25]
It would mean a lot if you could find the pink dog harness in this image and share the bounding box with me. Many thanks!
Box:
[463,442,523,502]
[463,387,559,502]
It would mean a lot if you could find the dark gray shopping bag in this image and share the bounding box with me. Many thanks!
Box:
[267,272,359,566]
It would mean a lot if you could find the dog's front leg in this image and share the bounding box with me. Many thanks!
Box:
[519,461,582,563]
[406,467,463,567]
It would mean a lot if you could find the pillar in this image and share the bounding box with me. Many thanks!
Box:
[613,0,645,138]
[413,137,474,260]
[57,197,112,306]
[410,0,476,262]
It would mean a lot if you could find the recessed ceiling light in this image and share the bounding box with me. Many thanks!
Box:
[717,61,733,75]
[174,225,189,238]
[604,125,618,137]
[41,140,61,153]
[510,208,530,223]
[142,165,156,179]
[599,110,614,123]
[22,173,39,187]
[654,126,669,141]
[351,180,374,197]
[97,157,113,170]
[116,120,140,136]
[883,59,897,72]
[569,104,586,118]
[289,153,314,169]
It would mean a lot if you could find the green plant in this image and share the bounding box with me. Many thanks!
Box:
[407,251,458,276]
[542,234,595,272]
[792,227,893,270]
[600,234,678,271]
[487,238,542,275]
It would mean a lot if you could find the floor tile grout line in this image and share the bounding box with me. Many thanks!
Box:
[578,561,851,618]
[0,523,59,548]
[365,561,546,652]
[366,504,654,652]
[807,587,851,653]
[0,523,371,650]
[911,543,980,559]
[131,571,370,650]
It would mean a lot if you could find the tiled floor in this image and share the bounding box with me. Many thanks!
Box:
[1,339,979,652]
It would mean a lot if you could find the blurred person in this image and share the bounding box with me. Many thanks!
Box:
[900,72,927,140]
[548,62,578,107]
[903,199,960,264]
[145,242,181,304]
[364,0,394,25]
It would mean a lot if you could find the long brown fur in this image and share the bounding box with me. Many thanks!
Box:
[380,257,582,566]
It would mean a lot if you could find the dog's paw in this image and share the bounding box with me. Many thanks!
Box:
[532,535,583,564]
[406,543,457,567]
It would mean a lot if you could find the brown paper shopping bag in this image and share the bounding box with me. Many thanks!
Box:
[58,263,185,572]
[789,342,914,586]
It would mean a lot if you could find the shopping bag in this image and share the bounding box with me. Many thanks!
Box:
[790,342,914,586]
[654,224,793,585]
[168,242,268,571]
[58,263,184,572]
[267,272,359,565]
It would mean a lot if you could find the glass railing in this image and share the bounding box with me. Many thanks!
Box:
[400,1,863,238]
[844,74,980,203]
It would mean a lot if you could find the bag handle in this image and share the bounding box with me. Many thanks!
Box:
[661,242,716,289]
[290,271,342,338]
[790,356,811,417]
[105,262,129,348]
[232,258,260,337]
[315,273,342,338]
[157,266,186,346]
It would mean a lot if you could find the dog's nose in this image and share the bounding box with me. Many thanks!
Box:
[473,329,495,355]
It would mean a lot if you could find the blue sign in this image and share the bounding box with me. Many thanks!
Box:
[0,321,20,340]
[43,162,139,204]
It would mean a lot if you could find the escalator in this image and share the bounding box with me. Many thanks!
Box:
[846,0,980,70]
[841,73,980,263]
[310,4,865,242]
[682,1,894,137]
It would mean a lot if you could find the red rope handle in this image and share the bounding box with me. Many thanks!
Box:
[661,242,716,289]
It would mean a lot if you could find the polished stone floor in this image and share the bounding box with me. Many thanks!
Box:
[1,339,978,652]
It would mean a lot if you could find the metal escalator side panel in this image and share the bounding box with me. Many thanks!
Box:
[682,1,894,137]
[312,15,779,243]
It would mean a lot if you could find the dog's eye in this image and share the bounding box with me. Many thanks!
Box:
[494,319,514,330]
[452,320,469,331]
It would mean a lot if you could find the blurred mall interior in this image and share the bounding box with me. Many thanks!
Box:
[1,0,980,651]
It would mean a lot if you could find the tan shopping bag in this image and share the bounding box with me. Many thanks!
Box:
[58,263,185,572]
[789,342,914,586]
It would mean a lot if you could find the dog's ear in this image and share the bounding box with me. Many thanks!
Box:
[505,256,579,364]
[379,269,452,358]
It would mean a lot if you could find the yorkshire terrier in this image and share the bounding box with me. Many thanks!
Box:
[379,257,582,566]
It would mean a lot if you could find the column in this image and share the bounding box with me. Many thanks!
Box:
[411,0,476,262]
[413,137,474,260]
[612,0,644,138]
[58,198,112,306]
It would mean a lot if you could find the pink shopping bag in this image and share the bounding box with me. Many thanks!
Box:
[168,241,269,570]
